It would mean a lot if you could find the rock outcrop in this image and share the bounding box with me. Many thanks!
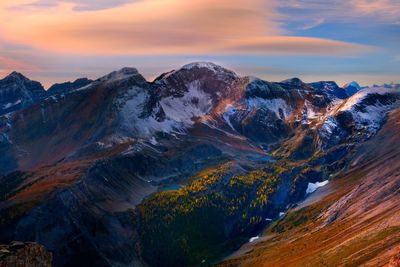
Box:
[0,241,52,267]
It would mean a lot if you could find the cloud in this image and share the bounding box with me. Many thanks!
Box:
[278,0,400,25]
[226,36,373,55]
[297,18,325,30]
[0,0,372,56]
[351,0,400,21]
[0,39,41,72]
[11,0,136,11]
[1,0,394,87]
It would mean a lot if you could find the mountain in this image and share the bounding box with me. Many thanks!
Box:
[0,62,399,266]
[343,81,361,96]
[309,81,348,99]
[0,72,46,115]
[47,78,93,96]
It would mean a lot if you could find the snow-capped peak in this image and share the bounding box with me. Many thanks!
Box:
[98,67,142,83]
[181,62,222,71]
[180,62,239,78]
[338,87,400,133]
[339,87,398,111]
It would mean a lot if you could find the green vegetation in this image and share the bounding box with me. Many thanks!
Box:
[136,163,281,266]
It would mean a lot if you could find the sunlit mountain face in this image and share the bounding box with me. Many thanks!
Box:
[1,1,400,267]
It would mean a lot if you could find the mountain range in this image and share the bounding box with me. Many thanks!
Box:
[0,62,399,267]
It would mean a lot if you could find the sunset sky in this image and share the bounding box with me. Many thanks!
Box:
[0,0,399,88]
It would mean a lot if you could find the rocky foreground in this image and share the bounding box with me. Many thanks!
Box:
[0,241,52,267]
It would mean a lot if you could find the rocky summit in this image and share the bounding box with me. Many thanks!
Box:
[0,62,399,267]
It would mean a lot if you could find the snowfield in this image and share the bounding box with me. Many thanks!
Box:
[306,180,329,194]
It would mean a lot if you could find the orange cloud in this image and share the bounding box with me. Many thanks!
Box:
[351,0,400,18]
[0,0,373,56]
[225,36,374,55]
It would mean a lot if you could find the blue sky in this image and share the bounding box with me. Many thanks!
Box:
[0,0,399,87]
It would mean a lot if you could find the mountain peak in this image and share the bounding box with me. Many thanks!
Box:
[4,71,29,81]
[343,81,361,97]
[47,77,93,95]
[118,67,139,75]
[98,67,145,84]
[281,77,304,86]
[309,80,348,99]
[343,81,361,89]
[181,62,222,70]
[179,62,239,78]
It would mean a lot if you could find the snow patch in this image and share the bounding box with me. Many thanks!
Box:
[319,116,338,137]
[306,180,329,194]
[119,81,213,139]
[246,97,292,119]
[159,80,212,124]
[304,100,319,120]
[340,87,396,111]
[2,103,13,109]
[119,86,169,137]
[149,137,158,145]
[223,104,237,130]
[2,99,21,109]
[249,236,259,243]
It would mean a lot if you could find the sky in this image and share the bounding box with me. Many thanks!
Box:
[0,0,399,88]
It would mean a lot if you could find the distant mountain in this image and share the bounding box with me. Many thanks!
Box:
[47,78,93,96]
[0,72,46,115]
[372,83,400,89]
[309,81,348,99]
[0,63,399,267]
[343,81,361,96]
[0,73,94,116]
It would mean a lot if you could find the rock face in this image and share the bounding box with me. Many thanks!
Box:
[0,72,46,115]
[0,241,52,267]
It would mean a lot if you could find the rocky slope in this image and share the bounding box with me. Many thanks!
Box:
[0,62,399,266]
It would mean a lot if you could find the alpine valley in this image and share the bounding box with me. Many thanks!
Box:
[0,62,399,267]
